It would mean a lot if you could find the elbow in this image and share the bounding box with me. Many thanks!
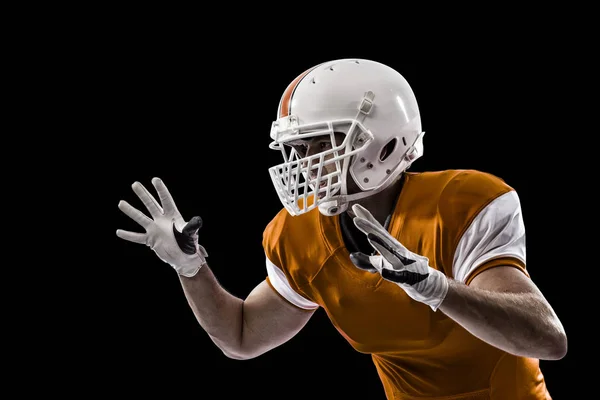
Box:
[221,346,263,361]
[547,312,568,360]
[530,298,568,360]
[538,317,568,360]
[546,331,568,360]
[514,330,567,361]
[222,349,251,360]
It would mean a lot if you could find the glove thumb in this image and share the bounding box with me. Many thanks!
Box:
[183,216,203,236]
[173,216,203,255]
[349,252,379,273]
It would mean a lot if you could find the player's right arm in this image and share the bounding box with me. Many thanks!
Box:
[116,177,315,360]
[179,267,315,359]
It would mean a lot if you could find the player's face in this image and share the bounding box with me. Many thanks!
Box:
[286,133,354,199]
[286,132,344,158]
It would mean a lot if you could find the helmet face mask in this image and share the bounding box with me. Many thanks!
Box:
[268,59,424,217]
[268,118,374,216]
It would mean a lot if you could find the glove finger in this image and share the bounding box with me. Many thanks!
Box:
[366,232,416,269]
[366,234,432,286]
[152,177,178,216]
[349,252,379,273]
[358,218,411,256]
[132,181,163,218]
[118,200,152,229]
[352,204,380,227]
[353,216,391,241]
[381,268,429,285]
[183,216,203,236]
[116,229,147,244]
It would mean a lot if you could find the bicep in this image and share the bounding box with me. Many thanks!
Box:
[469,266,541,296]
[241,280,316,358]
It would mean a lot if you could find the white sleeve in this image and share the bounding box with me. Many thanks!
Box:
[453,190,526,283]
[266,256,320,310]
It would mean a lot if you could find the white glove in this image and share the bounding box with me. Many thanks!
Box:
[349,204,448,311]
[116,177,208,277]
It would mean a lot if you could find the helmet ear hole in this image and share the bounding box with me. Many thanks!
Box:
[379,138,398,162]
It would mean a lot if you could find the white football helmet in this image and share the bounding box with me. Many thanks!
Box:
[268,58,424,217]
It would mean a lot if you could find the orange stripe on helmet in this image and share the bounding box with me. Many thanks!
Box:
[278,66,318,118]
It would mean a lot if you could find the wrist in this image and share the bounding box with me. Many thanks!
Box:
[401,268,448,312]
[424,268,449,311]
[177,258,207,278]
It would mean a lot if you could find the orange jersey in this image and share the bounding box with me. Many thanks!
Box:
[262,169,551,399]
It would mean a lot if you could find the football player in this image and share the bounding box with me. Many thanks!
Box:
[117,59,567,399]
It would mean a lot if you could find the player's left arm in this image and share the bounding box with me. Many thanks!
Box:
[350,197,568,361]
[436,187,567,361]
[439,265,567,360]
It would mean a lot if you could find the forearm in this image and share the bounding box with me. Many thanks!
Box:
[438,279,566,360]
[178,264,245,358]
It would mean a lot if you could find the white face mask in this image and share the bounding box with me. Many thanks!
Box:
[268,117,374,217]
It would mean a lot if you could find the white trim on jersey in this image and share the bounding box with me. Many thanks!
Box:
[453,190,526,283]
[265,257,320,310]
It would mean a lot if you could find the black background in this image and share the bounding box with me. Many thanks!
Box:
[87,39,582,399]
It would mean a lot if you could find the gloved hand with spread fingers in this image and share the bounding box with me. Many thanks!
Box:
[116,177,208,278]
[349,204,449,311]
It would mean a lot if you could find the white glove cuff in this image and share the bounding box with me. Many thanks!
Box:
[175,245,208,278]
[418,268,449,311]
